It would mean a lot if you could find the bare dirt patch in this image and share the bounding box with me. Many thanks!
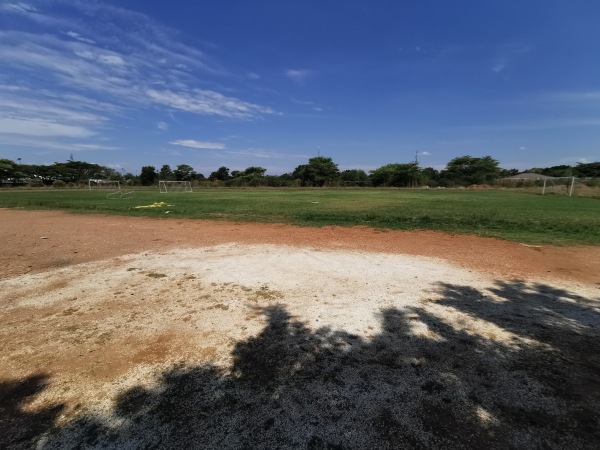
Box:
[1,210,599,449]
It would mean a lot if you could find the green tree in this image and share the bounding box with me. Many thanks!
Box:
[369,163,421,187]
[340,169,369,183]
[421,167,440,186]
[528,165,574,178]
[123,173,140,186]
[292,156,339,186]
[441,155,501,186]
[0,158,16,179]
[174,164,197,181]
[159,164,174,181]
[574,162,600,178]
[500,168,519,178]
[243,166,267,177]
[51,160,110,182]
[209,166,231,181]
[140,166,158,186]
[227,167,268,186]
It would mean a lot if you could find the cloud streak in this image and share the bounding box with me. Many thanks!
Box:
[169,140,226,150]
[0,117,95,138]
[148,89,273,119]
[285,69,314,85]
[0,0,276,154]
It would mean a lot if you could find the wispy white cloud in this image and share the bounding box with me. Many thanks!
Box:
[65,31,95,44]
[0,135,119,153]
[285,69,314,85]
[0,0,276,152]
[169,140,226,150]
[156,121,169,131]
[226,149,309,159]
[0,117,95,138]
[491,60,507,73]
[1,2,37,14]
[97,54,126,66]
[421,151,431,156]
[148,89,273,119]
[291,98,315,106]
[490,44,531,74]
[0,95,108,125]
[291,97,324,113]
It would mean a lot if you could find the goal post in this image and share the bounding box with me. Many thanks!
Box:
[88,179,120,190]
[159,180,193,193]
[542,176,576,197]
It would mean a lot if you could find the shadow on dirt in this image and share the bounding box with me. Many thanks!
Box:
[0,374,64,450]
[4,281,600,449]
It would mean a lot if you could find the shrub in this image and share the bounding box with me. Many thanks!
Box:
[52,180,67,188]
[28,179,45,188]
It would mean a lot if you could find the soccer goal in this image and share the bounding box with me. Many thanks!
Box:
[542,177,576,197]
[159,180,193,193]
[89,179,120,190]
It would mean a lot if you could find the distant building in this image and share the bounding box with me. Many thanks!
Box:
[503,172,553,180]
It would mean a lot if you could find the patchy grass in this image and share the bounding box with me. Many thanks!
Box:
[0,188,598,244]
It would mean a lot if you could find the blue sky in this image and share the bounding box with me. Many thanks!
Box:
[1,0,599,176]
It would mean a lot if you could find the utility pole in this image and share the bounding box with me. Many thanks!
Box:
[414,149,419,165]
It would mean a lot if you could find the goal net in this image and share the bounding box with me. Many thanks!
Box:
[107,190,134,199]
[159,180,193,193]
[89,179,120,190]
[542,177,576,196]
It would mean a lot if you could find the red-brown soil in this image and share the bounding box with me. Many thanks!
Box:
[1,209,598,284]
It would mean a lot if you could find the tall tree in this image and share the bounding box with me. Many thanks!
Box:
[174,164,197,181]
[421,167,440,186]
[369,163,421,187]
[0,158,16,179]
[574,162,600,178]
[209,166,230,181]
[441,155,501,186]
[140,166,158,186]
[51,160,110,182]
[243,166,267,177]
[159,164,174,180]
[292,156,339,186]
[340,169,369,183]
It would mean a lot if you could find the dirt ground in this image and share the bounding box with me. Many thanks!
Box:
[1,209,599,449]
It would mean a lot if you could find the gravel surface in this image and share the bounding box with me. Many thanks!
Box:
[1,210,599,449]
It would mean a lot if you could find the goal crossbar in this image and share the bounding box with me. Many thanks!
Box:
[89,179,120,190]
[159,180,193,193]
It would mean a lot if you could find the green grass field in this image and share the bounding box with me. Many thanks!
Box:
[1,188,599,245]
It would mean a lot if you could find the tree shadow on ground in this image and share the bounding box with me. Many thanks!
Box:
[8,281,600,449]
[0,374,64,450]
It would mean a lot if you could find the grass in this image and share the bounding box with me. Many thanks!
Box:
[0,188,599,245]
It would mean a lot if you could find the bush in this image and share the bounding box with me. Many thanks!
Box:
[52,180,67,188]
[28,179,45,188]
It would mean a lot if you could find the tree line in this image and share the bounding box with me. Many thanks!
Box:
[1,156,598,188]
